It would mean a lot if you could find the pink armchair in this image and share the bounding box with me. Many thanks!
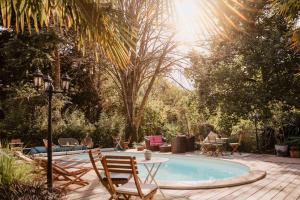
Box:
[145,135,165,151]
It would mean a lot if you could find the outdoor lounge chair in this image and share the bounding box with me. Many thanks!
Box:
[101,155,158,200]
[37,158,91,190]
[43,139,62,152]
[88,148,132,198]
[81,136,94,149]
[58,138,86,151]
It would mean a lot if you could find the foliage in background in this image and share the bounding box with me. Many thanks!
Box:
[190,1,300,135]
[90,112,125,148]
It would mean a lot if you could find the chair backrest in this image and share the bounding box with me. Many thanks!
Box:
[58,138,79,146]
[82,137,94,148]
[14,151,34,163]
[148,135,163,145]
[43,139,55,148]
[88,148,104,181]
[43,139,48,148]
[101,155,143,197]
[11,139,21,144]
[37,158,70,176]
[208,135,216,143]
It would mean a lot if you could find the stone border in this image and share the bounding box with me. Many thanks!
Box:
[158,170,266,189]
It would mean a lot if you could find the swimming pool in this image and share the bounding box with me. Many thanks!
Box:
[66,152,266,189]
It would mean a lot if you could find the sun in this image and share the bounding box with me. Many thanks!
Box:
[173,0,210,46]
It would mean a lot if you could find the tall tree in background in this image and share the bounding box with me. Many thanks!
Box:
[190,1,300,132]
[103,0,179,141]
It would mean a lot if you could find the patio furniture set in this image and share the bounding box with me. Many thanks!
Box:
[144,135,195,154]
[9,137,93,154]
[143,133,242,156]
[198,132,243,156]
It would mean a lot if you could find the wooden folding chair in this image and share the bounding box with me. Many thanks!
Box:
[88,148,132,198]
[229,133,244,155]
[102,155,158,200]
[122,136,132,149]
[37,158,91,189]
[113,136,123,150]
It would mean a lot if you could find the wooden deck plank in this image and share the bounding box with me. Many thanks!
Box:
[219,165,282,200]
[283,177,300,200]
[65,153,300,200]
[273,177,300,200]
[248,170,296,200]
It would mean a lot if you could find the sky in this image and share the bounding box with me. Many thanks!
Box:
[168,0,211,90]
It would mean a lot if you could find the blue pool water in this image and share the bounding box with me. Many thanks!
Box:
[73,152,249,183]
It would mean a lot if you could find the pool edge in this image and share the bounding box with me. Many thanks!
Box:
[158,170,266,190]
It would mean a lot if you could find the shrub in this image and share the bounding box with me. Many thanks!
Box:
[0,148,65,199]
[54,110,95,143]
[0,150,36,185]
[91,113,125,148]
[162,123,180,142]
[231,119,255,135]
[0,182,64,200]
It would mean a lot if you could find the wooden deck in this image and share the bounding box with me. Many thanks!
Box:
[65,153,300,200]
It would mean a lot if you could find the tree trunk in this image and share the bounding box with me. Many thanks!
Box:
[125,119,139,143]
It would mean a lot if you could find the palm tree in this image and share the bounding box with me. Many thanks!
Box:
[0,0,134,67]
[271,0,300,51]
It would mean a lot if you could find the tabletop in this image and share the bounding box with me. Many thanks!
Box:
[137,157,169,164]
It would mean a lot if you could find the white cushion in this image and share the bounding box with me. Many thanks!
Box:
[116,182,157,195]
[101,172,131,180]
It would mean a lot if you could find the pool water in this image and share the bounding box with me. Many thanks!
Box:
[73,152,249,183]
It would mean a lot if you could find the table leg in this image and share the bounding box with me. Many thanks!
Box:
[144,163,155,183]
[143,163,166,199]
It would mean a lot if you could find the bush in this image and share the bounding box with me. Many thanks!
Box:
[162,123,180,142]
[0,150,36,185]
[90,113,125,148]
[0,182,64,200]
[231,119,255,135]
[54,110,95,143]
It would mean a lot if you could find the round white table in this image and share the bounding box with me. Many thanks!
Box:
[137,157,169,199]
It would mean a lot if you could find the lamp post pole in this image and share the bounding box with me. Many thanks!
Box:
[47,83,54,191]
[32,69,71,191]
[254,113,260,152]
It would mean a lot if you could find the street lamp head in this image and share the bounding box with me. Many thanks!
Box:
[43,74,53,91]
[61,73,71,92]
[33,68,44,90]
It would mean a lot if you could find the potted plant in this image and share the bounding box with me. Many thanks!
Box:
[275,129,288,156]
[144,149,152,160]
[288,137,300,158]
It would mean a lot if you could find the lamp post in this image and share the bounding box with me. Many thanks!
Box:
[32,69,71,191]
[254,112,260,153]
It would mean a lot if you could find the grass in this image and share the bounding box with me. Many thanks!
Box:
[0,148,36,185]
